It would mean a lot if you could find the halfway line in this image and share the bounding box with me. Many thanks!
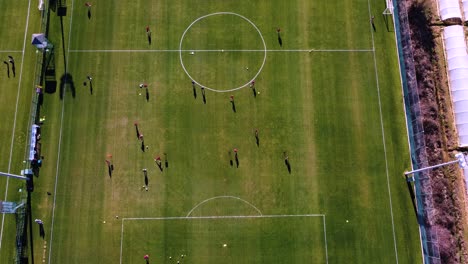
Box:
[69,49,373,53]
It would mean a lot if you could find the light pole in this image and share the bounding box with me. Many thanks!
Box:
[405,153,467,176]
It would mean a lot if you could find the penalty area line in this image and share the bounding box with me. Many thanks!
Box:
[120,214,327,264]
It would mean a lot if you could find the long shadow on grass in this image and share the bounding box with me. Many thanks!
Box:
[59,73,76,99]
[58,15,76,100]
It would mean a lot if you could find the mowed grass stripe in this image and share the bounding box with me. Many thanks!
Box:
[123,216,326,263]
[70,0,371,51]
[309,51,401,263]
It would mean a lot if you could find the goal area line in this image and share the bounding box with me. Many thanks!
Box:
[122,214,324,221]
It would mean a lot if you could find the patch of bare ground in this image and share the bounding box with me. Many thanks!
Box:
[405,0,468,262]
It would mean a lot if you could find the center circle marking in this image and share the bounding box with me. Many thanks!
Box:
[179,12,267,93]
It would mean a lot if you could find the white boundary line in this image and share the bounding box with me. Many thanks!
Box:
[0,0,32,253]
[47,0,75,263]
[367,0,399,263]
[69,49,373,53]
[323,215,329,264]
[120,214,327,264]
[186,195,263,217]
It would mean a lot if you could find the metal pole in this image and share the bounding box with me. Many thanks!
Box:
[0,171,28,180]
[405,157,464,176]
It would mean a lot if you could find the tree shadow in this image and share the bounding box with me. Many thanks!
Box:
[59,73,76,99]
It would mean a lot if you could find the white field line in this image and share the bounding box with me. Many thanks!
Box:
[186,196,263,217]
[120,214,326,263]
[368,0,399,263]
[47,0,75,263]
[69,49,374,53]
[119,219,124,264]
[323,215,329,264]
[0,0,32,253]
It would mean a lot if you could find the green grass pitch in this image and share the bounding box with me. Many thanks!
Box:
[0,0,423,263]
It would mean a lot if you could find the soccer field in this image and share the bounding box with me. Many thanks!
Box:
[0,0,423,263]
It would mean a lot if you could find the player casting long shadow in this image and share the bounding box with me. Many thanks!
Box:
[134,123,140,139]
[155,157,163,172]
[284,152,291,173]
[39,223,45,239]
[255,129,259,147]
[89,81,93,94]
[235,153,239,168]
[148,33,152,45]
[145,87,149,101]
[141,141,145,152]
[8,56,15,77]
[277,28,283,47]
[370,16,376,32]
[192,81,197,99]
[106,160,113,178]
[201,87,206,104]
